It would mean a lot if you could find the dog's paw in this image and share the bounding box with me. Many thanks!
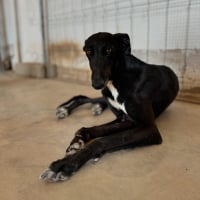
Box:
[66,139,85,155]
[91,103,103,116]
[40,168,69,182]
[40,156,81,182]
[56,107,69,119]
[92,157,100,163]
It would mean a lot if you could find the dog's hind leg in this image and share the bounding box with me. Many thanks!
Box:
[56,95,108,119]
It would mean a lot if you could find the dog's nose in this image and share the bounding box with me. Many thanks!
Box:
[92,80,105,90]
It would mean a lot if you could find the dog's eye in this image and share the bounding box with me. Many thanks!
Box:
[106,48,112,55]
[86,49,92,55]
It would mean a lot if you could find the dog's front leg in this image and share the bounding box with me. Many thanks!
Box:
[40,125,162,182]
[65,118,135,156]
[40,119,134,182]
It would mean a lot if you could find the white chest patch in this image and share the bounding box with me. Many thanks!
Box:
[107,81,127,114]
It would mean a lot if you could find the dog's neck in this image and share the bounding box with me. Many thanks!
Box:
[110,55,142,82]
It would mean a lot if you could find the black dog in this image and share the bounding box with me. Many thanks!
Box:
[40,32,179,182]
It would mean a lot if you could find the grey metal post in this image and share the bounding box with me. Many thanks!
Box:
[182,0,192,87]
[0,0,9,70]
[164,0,170,64]
[40,0,56,78]
[0,52,2,71]
[14,0,22,63]
[40,0,48,65]
[146,0,150,62]
[130,0,134,51]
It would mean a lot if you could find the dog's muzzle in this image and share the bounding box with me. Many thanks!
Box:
[92,79,105,90]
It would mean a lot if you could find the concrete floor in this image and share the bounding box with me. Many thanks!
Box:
[0,72,200,200]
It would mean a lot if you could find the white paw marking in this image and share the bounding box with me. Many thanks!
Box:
[92,104,103,116]
[66,149,77,155]
[93,157,100,162]
[56,107,69,119]
[40,168,55,181]
[66,139,85,155]
[40,168,69,182]
[52,172,69,182]
[73,142,81,149]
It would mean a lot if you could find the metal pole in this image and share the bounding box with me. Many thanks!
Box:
[130,0,134,51]
[164,0,170,64]
[115,0,119,32]
[0,0,8,58]
[0,52,2,71]
[182,0,192,87]
[146,0,150,62]
[40,0,48,65]
[81,0,86,39]
[14,0,22,63]
[0,0,5,70]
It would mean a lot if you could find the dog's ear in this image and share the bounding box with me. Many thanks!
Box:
[114,33,131,55]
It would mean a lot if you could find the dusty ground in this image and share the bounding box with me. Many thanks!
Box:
[0,72,200,200]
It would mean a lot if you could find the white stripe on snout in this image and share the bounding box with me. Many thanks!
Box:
[107,81,127,114]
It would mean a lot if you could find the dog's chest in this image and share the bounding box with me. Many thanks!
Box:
[106,81,127,114]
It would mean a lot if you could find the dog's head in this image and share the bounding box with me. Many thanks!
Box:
[83,32,131,90]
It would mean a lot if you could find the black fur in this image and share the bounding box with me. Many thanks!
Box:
[41,32,179,182]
